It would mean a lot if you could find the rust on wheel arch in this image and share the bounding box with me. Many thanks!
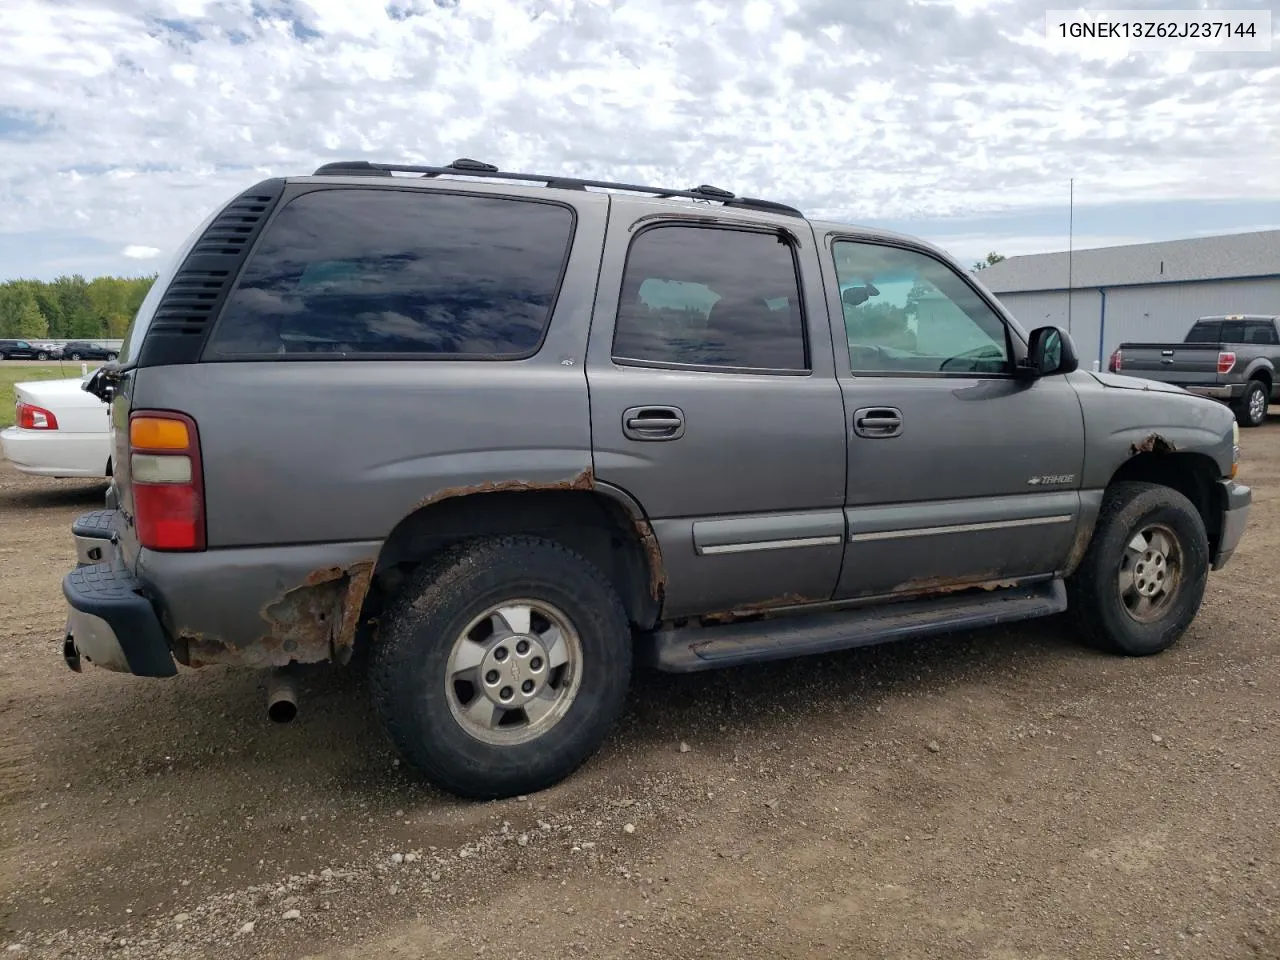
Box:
[632,515,666,604]
[1130,433,1176,456]
[411,467,595,512]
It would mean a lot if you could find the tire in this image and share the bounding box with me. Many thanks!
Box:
[37,351,48,360]
[0,353,6,361]
[1066,481,1209,656]
[69,352,82,360]
[1235,379,1268,428]
[107,353,117,361]
[369,534,633,800]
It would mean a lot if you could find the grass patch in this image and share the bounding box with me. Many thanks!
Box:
[0,363,99,429]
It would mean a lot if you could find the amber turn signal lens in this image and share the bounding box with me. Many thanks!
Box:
[130,416,190,450]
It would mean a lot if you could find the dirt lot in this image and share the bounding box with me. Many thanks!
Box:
[2,428,1278,960]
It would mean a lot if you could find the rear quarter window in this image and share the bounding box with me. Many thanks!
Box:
[203,188,575,359]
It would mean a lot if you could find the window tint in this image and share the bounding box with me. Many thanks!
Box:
[1186,321,1221,342]
[612,226,807,371]
[1244,321,1278,345]
[832,241,1010,375]
[205,189,574,358]
[1219,321,1245,342]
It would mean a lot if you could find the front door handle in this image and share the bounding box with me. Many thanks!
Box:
[623,405,686,441]
[853,406,903,438]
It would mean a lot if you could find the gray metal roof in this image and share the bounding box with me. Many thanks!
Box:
[976,229,1280,294]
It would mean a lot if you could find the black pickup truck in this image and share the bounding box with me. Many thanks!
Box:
[1110,314,1280,427]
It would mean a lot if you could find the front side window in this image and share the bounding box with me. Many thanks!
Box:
[205,189,575,358]
[611,225,808,372]
[832,240,1011,375]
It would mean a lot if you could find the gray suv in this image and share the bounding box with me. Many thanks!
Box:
[63,159,1252,799]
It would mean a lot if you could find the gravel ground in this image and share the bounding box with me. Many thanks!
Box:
[2,425,1278,960]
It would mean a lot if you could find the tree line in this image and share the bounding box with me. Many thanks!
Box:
[0,275,157,341]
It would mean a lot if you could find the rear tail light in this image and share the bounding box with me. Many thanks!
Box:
[16,401,59,430]
[129,411,205,551]
[1109,349,1122,373]
[1218,351,1236,375]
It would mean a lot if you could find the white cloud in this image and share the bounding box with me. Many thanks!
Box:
[122,244,162,259]
[0,0,1277,278]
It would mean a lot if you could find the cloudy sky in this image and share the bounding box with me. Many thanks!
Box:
[0,0,1277,281]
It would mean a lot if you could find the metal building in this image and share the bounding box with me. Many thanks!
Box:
[975,230,1280,369]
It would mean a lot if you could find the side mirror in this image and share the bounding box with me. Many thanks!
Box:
[1017,325,1079,379]
[841,282,880,308]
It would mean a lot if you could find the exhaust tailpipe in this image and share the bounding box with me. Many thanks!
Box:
[267,667,299,723]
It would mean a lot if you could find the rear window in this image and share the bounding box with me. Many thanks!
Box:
[204,188,575,359]
[1186,321,1221,342]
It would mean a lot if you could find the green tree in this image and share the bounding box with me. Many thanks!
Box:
[971,251,1006,271]
[52,274,103,339]
[0,284,49,339]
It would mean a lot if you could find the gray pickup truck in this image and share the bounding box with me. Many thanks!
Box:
[64,159,1251,800]
[1111,314,1280,428]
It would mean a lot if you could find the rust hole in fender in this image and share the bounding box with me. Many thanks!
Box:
[182,559,375,669]
[1131,433,1176,456]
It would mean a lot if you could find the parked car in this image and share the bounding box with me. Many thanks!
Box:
[1110,314,1280,427]
[64,159,1251,801]
[57,341,118,362]
[0,375,112,478]
[0,339,54,360]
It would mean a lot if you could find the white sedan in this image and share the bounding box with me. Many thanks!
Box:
[1,375,113,478]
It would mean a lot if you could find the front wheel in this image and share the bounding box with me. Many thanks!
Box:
[369,535,633,800]
[69,352,82,360]
[1235,379,1268,428]
[36,351,48,360]
[106,353,117,361]
[1066,481,1209,656]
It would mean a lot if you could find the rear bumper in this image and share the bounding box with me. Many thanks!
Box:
[63,560,177,677]
[0,426,111,478]
[1212,479,1251,571]
[1183,383,1246,401]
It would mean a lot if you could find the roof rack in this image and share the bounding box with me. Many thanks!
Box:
[310,158,804,218]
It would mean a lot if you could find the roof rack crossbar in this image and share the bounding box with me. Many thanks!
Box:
[309,159,804,218]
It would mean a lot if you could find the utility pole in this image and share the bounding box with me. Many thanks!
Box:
[1067,178,1074,334]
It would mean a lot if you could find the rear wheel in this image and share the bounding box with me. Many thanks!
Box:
[36,351,48,360]
[1066,481,1208,656]
[107,353,117,361]
[1235,379,1268,428]
[369,535,633,800]
[69,352,82,360]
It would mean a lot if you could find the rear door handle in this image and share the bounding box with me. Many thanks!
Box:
[623,405,686,441]
[853,406,903,438]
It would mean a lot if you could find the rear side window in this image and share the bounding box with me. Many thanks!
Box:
[1186,321,1221,342]
[611,225,808,372]
[204,188,574,359]
[1243,321,1278,344]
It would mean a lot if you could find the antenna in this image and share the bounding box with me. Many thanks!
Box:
[1067,178,1074,333]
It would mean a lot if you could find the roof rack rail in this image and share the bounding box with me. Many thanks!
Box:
[309,159,804,218]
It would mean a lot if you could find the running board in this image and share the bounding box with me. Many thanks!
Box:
[646,579,1067,673]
